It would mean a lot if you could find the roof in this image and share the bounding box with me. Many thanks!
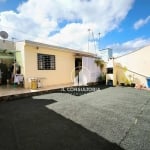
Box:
[22,40,97,58]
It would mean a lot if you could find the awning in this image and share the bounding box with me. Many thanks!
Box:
[0,49,18,53]
[0,55,14,59]
[0,50,15,59]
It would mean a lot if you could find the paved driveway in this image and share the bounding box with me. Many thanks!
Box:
[0,87,150,150]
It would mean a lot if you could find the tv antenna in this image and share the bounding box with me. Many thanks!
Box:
[98,32,101,50]
[87,28,97,54]
[88,28,91,52]
[0,31,8,42]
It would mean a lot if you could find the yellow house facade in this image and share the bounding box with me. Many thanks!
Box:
[106,45,150,87]
[15,40,96,88]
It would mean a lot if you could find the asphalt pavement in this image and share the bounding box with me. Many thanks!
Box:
[0,86,150,150]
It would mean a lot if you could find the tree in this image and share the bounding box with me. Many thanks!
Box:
[95,58,106,84]
[94,58,105,71]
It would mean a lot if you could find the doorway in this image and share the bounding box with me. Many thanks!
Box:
[75,57,82,85]
[0,58,14,85]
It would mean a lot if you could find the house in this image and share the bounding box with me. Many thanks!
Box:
[13,40,100,88]
[106,45,150,87]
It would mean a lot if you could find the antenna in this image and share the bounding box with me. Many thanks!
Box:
[98,32,101,50]
[88,28,91,52]
[91,31,96,55]
[0,31,8,42]
[87,29,97,54]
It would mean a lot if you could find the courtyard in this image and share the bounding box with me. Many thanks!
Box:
[0,86,150,150]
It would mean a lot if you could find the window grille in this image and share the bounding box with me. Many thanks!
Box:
[37,53,55,70]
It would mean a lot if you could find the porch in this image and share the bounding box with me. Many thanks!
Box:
[0,83,73,101]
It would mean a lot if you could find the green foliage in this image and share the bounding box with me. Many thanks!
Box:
[97,74,106,83]
[94,59,105,70]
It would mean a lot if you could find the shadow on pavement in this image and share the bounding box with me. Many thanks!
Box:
[0,97,123,150]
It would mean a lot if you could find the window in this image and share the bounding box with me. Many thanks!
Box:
[107,68,113,74]
[37,53,55,70]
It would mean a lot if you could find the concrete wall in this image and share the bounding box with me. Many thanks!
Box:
[82,57,100,83]
[114,45,150,87]
[15,41,25,75]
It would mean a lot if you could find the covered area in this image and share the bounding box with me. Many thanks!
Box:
[0,40,23,86]
[0,49,15,85]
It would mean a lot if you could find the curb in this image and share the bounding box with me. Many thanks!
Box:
[0,88,61,102]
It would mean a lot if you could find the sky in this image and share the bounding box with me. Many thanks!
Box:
[0,0,150,57]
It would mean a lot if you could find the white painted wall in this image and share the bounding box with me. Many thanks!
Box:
[114,45,150,87]
[74,57,101,85]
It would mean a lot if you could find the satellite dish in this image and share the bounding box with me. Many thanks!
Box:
[0,31,9,39]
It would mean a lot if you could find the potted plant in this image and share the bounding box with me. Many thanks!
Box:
[95,58,106,85]
[130,74,135,87]
[97,73,106,84]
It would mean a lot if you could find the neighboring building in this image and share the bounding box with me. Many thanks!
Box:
[14,40,100,88]
[0,39,16,84]
[106,45,150,87]
[97,48,112,62]
[96,48,113,86]
[0,39,16,64]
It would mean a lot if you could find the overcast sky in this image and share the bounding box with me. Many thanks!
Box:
[0,0,150,56]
